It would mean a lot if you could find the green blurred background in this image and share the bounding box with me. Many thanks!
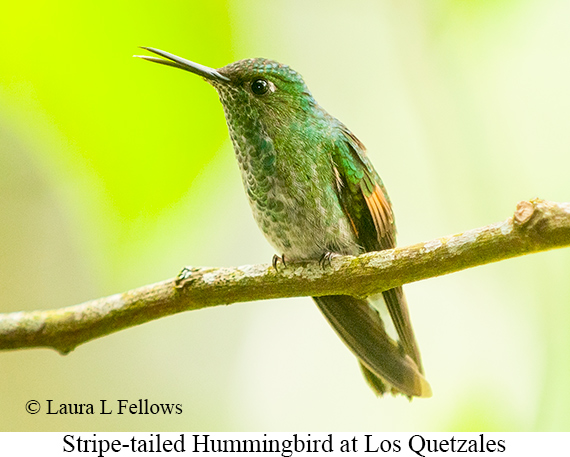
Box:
[1,0,569,431]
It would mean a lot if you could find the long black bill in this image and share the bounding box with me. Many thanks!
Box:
[135,47,230,82]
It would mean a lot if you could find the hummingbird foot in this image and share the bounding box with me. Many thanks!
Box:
[272,254,287,271]
[319,251,339,268]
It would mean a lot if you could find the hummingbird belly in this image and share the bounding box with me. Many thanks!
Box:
[243,167,361,261]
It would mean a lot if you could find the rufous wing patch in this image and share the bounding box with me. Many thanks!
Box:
[362,183,393,240]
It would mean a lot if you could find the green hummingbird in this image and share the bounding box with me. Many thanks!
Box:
[137,47,431,398]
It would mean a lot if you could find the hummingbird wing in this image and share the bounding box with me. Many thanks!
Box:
[335,126,424,370]
[313,125,430,396]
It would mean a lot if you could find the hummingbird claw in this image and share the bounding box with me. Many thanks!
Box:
[272,254,287,271]
[319,251,337,268]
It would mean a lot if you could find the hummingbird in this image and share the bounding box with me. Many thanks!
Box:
[137,47,431,398]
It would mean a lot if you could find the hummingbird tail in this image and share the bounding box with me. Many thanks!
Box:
[313,295,431,398]
[381,286,424,374]
[359,362,394,396]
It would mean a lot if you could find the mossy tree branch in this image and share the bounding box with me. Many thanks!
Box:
[1,198,569,354]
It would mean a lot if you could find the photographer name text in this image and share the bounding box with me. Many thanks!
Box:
[31,399,182,415]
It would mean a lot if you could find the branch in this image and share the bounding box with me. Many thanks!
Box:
[1,198,569,354]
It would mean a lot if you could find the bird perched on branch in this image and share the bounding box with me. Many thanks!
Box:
[137,47,431,398]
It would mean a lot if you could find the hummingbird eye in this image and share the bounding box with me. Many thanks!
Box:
[250,78,269,96]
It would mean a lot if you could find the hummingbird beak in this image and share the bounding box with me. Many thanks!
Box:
[134,47,230,83]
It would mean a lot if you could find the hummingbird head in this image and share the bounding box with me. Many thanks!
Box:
[136,48,319,136]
